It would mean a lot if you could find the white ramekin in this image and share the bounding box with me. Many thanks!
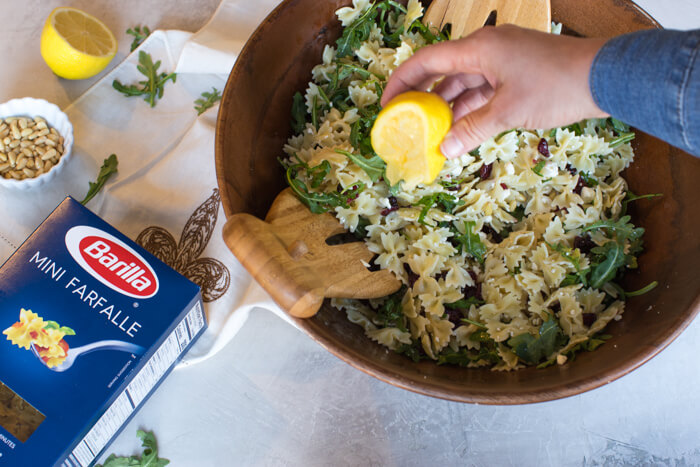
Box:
[0,97,74,190]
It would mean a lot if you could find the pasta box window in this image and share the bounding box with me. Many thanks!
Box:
[0,197,206,467]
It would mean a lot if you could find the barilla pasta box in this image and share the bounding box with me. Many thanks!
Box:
[0,197,206,466]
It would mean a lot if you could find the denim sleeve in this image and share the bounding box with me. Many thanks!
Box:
[589,29,700,157]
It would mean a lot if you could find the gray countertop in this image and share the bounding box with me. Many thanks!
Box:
[1,1,699,466]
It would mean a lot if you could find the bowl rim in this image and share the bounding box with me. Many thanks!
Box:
[215,0,700,404]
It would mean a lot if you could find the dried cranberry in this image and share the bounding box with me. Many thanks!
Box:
[538,138,551,158]
[445,308,464,327]
[463,283,483,301]
[500,183,508,190]
[573,175,587,195]
[380,196,399,216]
[479,163,493,180]
[565,164,577,175]
[574,235,596,254]
[583,313,596,327]
[481,224,503,244]
[403,263,419,288]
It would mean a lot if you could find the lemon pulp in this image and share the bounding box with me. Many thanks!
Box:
[371,91,452,190]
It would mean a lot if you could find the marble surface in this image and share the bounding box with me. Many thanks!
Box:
[1,1,699,466]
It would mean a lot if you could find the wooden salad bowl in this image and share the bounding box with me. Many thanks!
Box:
[215,0,700,404]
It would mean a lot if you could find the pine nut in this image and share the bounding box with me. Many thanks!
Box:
[15,156,27,170]
[0,115,66,180]
[42,148,57,160]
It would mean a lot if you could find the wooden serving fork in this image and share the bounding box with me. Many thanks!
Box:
[423,0,552,39]
[223,188,402,318]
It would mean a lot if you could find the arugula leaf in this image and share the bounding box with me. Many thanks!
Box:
[354,216,371,239]
[80,154,119,205]
[624,280,658,297]
[507,314,567,365]
[414,193,463,225]
[548,242,589,286]
[194,87,222,115]
[285,164,341,214]
[97,430,169,467]
[445,297,484,309]
[335,149,385,182]
[562,333,613,363]
[531,160,546,177]
[589,241,626,289]
[375,285,407,331]
[290,92,307,134]
[609,132,635,148]
[609,118,630,133]
[579,172,599,187]
[127,25,151,52]
[460,318,487,329]
[453,221,486,263]
[563,121,584,136]
[582,215,644,243]
[336,1,405,57]
[112,51,177,107]
[396,340,428,362]
[308,160,331,189]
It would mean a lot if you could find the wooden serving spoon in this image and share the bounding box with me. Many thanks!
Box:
[223,188,402,318]
[423,0,552,39]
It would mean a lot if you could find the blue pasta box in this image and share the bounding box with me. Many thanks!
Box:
[0,197,206,466]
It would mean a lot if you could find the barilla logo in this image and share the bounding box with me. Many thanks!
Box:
[65,226,159,299]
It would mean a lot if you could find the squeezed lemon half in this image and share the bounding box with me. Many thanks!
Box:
[371,91,452,190]
[40,7,117,80]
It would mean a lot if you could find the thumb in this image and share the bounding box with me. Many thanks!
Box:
[440,96,512,159]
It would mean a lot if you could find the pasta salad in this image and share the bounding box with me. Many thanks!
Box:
[280,0,657,370]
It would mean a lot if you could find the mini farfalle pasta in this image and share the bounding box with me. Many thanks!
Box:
[281,1,653,370]
[3,309,75,368]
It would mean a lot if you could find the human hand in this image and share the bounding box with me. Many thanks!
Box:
[381,25,609,158]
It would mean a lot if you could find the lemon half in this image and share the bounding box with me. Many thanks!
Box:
[40,7,117,80]
[371,91,452,190]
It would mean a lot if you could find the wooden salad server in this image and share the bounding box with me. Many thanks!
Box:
[223,188,402,319]
[424,0,551,38]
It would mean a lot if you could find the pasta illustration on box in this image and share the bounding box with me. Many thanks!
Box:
[3,308,75,368]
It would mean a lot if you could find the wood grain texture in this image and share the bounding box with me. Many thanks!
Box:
[215,0,700,404]
[223,189,401,318]
[424,0,551,38]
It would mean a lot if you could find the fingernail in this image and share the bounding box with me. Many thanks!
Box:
[440,133,465,159]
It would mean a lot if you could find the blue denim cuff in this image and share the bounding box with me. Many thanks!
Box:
[589,29,700,156]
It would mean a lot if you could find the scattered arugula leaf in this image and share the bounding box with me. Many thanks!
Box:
[194,87,222,115]
[508,314,567,365]
[396,340,428,362]
[113,51,177,107]
[308,160,331,189]
[80,154,119,205]
[127,25,151,52]
[96,430,169,467]
[335,149,386,182]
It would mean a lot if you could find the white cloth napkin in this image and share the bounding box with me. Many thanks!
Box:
[0,0,294,366]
